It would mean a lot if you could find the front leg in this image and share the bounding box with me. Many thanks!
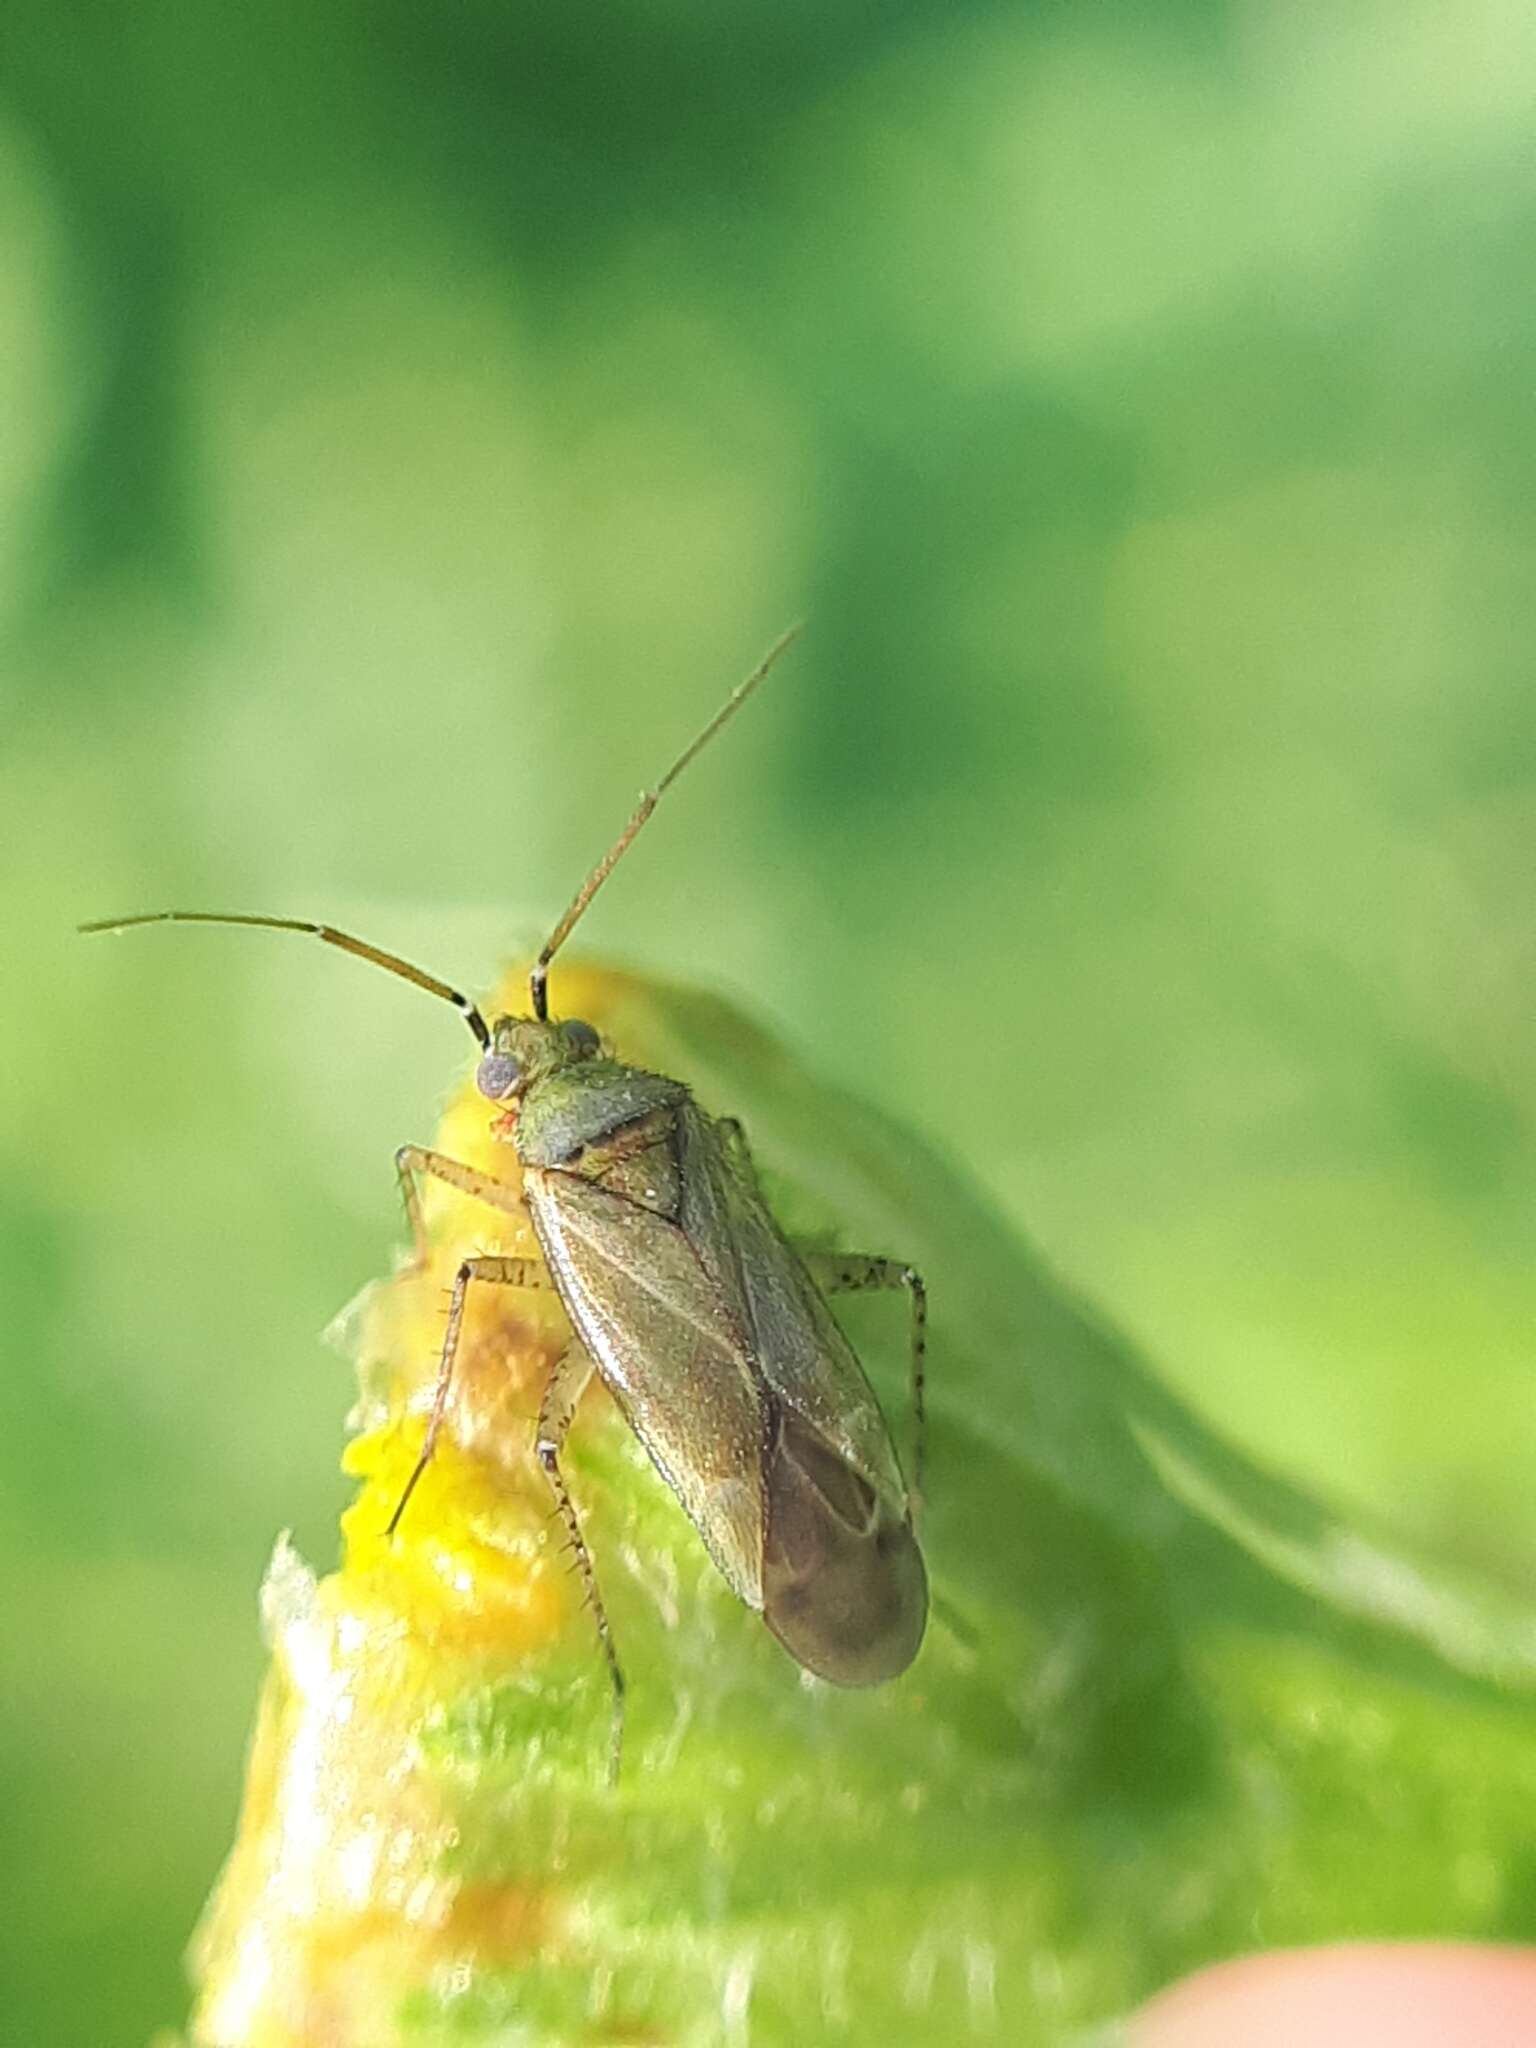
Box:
[386,1252,551,1534]
[395,1142,529,1270]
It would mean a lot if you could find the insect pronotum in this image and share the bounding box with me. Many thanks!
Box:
[82,629,929,1781]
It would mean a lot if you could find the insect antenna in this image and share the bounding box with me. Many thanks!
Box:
[528,622,803,1021]
[77,910,491,1048]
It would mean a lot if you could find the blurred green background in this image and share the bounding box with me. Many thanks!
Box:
[3,3,1535,2041]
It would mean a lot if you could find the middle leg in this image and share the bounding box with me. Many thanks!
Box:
[536,1343,625,1787]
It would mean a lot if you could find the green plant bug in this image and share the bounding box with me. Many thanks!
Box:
[81,628,929,1780]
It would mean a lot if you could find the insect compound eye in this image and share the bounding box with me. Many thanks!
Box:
[475,1051,522,1100]
[564,1020,600,1058]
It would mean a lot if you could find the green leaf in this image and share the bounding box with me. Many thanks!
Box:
[188,969,1536,2048]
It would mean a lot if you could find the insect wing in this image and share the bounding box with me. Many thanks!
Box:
[677,1109,908,1507]
[527,1101,925,1687]
[524,1162,769,1609]
[677,1108,926,1686]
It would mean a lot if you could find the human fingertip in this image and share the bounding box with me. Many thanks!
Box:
[1128,1942,1536,2048]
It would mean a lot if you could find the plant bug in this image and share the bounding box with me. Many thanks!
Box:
[81,629,929,1779]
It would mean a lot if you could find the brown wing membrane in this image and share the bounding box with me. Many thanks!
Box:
[524,1163,769,1609]
[760,1406,927,1686]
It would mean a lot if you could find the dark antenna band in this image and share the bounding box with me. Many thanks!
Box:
[529,623,802,1021]
[77,910,491,1048]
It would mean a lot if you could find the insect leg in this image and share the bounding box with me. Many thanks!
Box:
[386,1252,549,1534]
[395,1143,528,1270]
[804,1253,929,1518]
[536,1344,625,1787]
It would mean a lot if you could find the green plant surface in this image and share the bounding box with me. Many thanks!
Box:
[185,967,1536,2048]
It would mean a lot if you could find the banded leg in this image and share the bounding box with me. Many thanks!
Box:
[805,1252,929,1518]
[537,1343,625,1787]
[386,1252,550,1534]
[395,1142,528,1271]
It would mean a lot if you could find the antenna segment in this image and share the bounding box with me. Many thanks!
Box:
[529,623,802,1020]
[78,910,492,1047]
